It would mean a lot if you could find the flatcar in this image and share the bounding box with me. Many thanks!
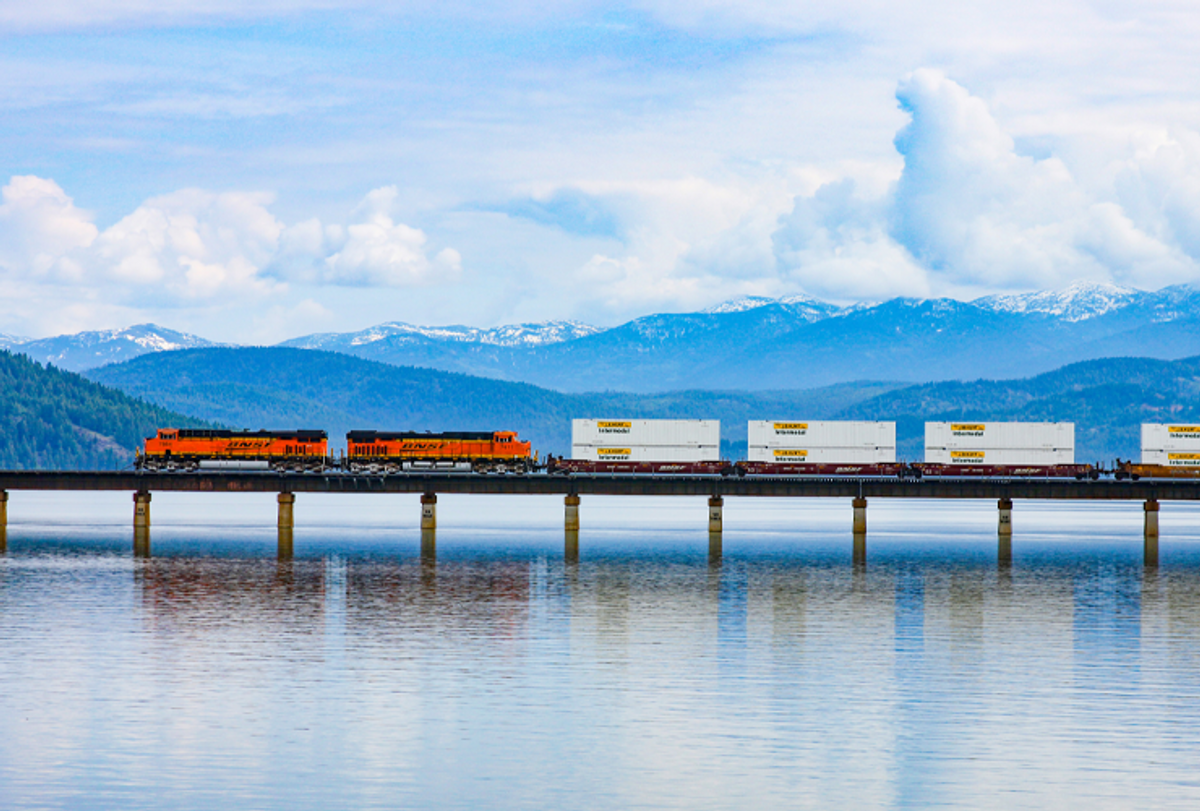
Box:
[138,429,328,472]
[737,461,910,478]
[345,430,533,474]
[910,463,1099,480]
[1113,460,1200,480]
[547,457,731,476]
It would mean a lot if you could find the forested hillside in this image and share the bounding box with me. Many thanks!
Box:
[84,347,1200,463]
[838,356,1200,461]
[0,350,209,469]
[85,348,901,456]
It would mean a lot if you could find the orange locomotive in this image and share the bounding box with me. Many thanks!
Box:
[139,429,329,472]
[346,430,533,473]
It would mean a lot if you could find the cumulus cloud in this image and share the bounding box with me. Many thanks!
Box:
[0,179,463,307]
[0,176,98,281]
[272,186,461,286]
[771,69,1200,299]
[93,189,285,298]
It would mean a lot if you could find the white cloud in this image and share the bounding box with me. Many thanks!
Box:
[93,189,285,298]
[0,176,98,281]
[770,69,1200,299]
[0,177,465,339]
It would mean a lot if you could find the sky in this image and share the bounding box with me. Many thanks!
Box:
[2,1,1200,342]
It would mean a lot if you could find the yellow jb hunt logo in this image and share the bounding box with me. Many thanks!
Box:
[950,424,985,436]
[951,451,986,460]
[598,448,631,456]
[1168,453,1200,465]
[774,422,808,434]
[774,449,808,458]
[1168,426,1200,437]
[597,421,631,432]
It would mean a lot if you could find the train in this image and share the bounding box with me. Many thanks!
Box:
[135,420,1199,480]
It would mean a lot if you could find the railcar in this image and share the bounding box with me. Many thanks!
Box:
[910,463,1099,480]
[138,428,329,472]
[736,461,910,478]
[547,457,731,476]
[1113,460,1200,480]
[345,430,533,474]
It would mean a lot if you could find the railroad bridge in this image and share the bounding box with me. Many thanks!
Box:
[0,470,1191,563]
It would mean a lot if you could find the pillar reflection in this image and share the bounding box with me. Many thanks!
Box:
[708,531,723,565]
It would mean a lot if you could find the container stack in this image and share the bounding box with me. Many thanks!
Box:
[571,419,720,462]
[1141,424,1200,468]
[924,422,1075,465]
[747,421,896,463]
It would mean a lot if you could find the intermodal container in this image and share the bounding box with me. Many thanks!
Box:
[570,445,721,463]
[572,419,720,448]
[925,422,1074,451]
[748,420,896,449]
[746,446,896,463]
[1140,450,1200,467]
[923,448,1076,465]
[1142,424,1200,454]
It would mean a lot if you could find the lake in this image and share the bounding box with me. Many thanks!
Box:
[2,492,1199,809]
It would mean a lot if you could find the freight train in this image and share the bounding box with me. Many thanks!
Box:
[135,420,1200,480]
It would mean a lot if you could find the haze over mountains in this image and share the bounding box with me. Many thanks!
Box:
[6,282,1200,393]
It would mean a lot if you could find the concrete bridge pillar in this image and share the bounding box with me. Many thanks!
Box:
[565,530,579,564]
[1145,499,1160,567]
[564,494,580,532]
[0,490,7,554]
[133,491,151,529]
[1144,499,1159,540]
[421,493,437,531]
[278,492,295,530]
[998,498,1013,537]
[852,497,867,535]
[708,495,723,534]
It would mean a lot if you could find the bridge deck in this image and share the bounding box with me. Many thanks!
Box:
[0,470,1196,500]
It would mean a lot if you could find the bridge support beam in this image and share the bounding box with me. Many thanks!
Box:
[0,490,7,554]
[564,494,580,532]
[852,497,867,534]
[278,492,295,530]
[708,495,723,534]
[420,493,437,531]
[998,498,1013,537]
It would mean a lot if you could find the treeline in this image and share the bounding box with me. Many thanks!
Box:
[1,350,210,470]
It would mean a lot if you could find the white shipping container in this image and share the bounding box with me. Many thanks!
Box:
[1140,450,1200,467]
[747,446,896,463]
[571,444,720,463]
[572,419,719,448]
[748,420,895,449]
[925,421,1074,451]
[924,448,1075,465]
[1141,424,1200,453]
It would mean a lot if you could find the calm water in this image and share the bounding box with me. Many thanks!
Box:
[2,493,1200,810]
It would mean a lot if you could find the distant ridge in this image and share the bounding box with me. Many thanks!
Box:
[9,281,1200,390]
[11,324,224,372]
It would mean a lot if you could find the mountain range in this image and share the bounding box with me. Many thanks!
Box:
[8,281,1200,392]
[83,346,1200,463]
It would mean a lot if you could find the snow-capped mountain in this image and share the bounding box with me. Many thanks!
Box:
[11,324,224,372]
[0,332,29,351]
[973,280,1142,321]
[12,282,1200,387]
[282,320,602,351]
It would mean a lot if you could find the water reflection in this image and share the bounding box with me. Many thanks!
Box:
[5,539,1200,810]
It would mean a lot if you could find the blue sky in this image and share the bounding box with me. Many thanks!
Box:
[2,1,1200,341]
